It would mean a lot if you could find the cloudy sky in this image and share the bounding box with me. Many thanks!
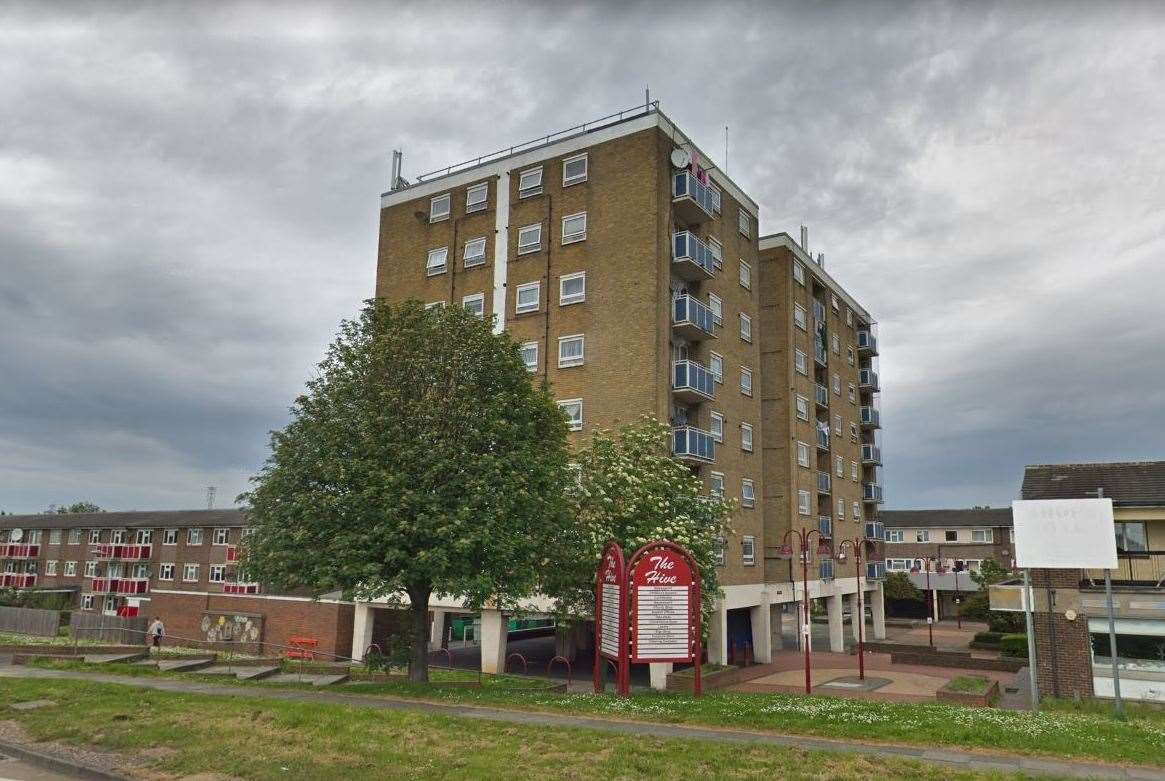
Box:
[1,2,1163,513]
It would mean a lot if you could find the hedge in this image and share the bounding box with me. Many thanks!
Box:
[973,631,1003,645]
[1000,633,1028,658]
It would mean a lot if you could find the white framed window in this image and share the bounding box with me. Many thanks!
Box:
[81,594,94,611]
[89,529,100,544]
[742,536,756,566]
[517,223,542,255]
[835,455,844,477]
[518,166,543,197]
[188,528,203,546]
[426,246,448,276]
[710,472,725,498]
[559,272,586,305]
[68,529,82,545]
[794,349,808,375]
[741,479,755,508]
[709,352,724,383]
[84,561,97,578]
[710,412,724,443]
[833,414,842,435]
[740,423,753,452]
[847,347,855,366]
[708,237,723,270]
[831,294,840,312]
[794,304,807,331]
[851,462,858,481]
[425,300,446,311]
[133,563,148,578]
[833,374,841,395]
[49,529,62,545]
[561,212,587,244]
[558,399,583,431]
[886,530,904,543]
[793,261,805,285]
[740,366,753,396]
[463,237,487,267]
[714,539,726,567]
[519,342,538,372]
[158,563,174,581]
[209,565,225,583]
[213,528,230,546]
[558,334,585,367]
[739,260,751,290]
[162,529,177,546]
[738,208,750,237]
[846,308,854,327]
[798,490,811,516]
[797,442,810,467]
[46,560,57,575]
[848,383,856,403]
[64,561,77,577]
[462,292,485,318]
[795,395,809,421]
[183,563,200,582]
[466,182,488,213]
[837,498,845,518]
[853,501,861,520]
[739,313,752,342]
[515,281,540,313]
[28,529,41,544]
[135,529,151,545]
[707,294,723,326]
[832,334,840,354]
[562,153,588,186]
[429,193,450,222]
[111,529,126,544]
[916,530,930,543]
[972,529,993,543]
[709,184,722,214]
[849,422,859,440]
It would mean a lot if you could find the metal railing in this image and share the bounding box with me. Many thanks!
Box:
[858,330,878,354]
[818,516,833,538]
[861,444,881,464]
[672,170,716,218]
[817,472,832,494]
[816,428,830,450]
[815,383,829,407]
[672,359,715,400]
[672,231,716,276]
[673,426,715,462]
[859,369,879,390]
[1,543,40,559]
[863,483,884,503]
[672,295,716,336]
[860,407,881,428]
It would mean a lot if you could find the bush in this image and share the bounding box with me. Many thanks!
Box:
[1000,633,1028,658]
[988,611,1025,634]
[973,631,1003,644]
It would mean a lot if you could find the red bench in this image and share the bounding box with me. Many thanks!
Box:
[285,636,319,660]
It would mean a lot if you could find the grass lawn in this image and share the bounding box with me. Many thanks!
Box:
[15,659,1165,768]
[945,676,991,694]
[0,678,1009,781]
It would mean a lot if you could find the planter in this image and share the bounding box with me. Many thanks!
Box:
[937,677,1000,707]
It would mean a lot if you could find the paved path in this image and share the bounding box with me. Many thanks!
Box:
[2,666,1163,780]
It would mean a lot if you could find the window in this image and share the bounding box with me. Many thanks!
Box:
[462,293,485,318]
[183,563,200,582]
[188,528,203,546]
[163,529,177,546]
[831,294,839,312]
[795,395,809,421]
[741,479,755,508]
[846,309,854,327]
[847,347,855,366]
[794,349,808,375]
[742,536,756,566]
[853,501,861,520]
[241,527,255,540]
[849,422,859,440]
[710,412,724,443]
[68,529,81,545]
[50,529,61,545]
[709,352,724,383]
[82,595,94,611]
[135,529,151,545]
[46,560,57,575]
[709,184,722,214]
[517,223,542,254]
[794,261,805,285]
[559,272,586,305]
[708,237,723,270]
[834,414,842,435]
[213,528,230,546]
[738,208,750,237]
[1113,522,1144,552]
[848,383,856,403]
[710,472,725,498]
[851,462,858,481]
[426,246,448,276]
[797,442,810,467]
[915,530,930,543]
[739,260,751,289]
[515,282,540,313]
[836,455,844,477]
[133,563,148,578]
[886,530,904,543]
[945,530,958,542]
[562,153,588,186]
[798,490,811,516]
[111,529,126,544]
[832,373,841,394]
[972,528,994,543]
[558,399,583,431]
[714,539,726,567]
[740,423,753,452]
[209,565,225,583]
[558,335,585,367]
[707,294,723,326]
[463,237,487,267]
[739,313,752,342]
[425,300,445,311]
[159,563,174,581]
[837,498,845,518]
[64,561,77,576]
[793,304,807,331]
[429,193,450,222]
[832,334,840,354]
[740,366,753,396]
[561,212,587,244]
[466,182,488,213]
[520,342,538,372]
[84,561,97,578]
[518,166,543,197]
[89,529,100,544]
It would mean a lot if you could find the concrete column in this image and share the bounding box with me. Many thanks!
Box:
[770,603,784,651]
[827,592,845,653]
[479,609,508,674]
[871,584,887,640]
[649,662,673,691]
[848,592,862,643]
[707,600,728,665]
[430,609,448,646]
[351,603,374,662]
[749,592,773,664]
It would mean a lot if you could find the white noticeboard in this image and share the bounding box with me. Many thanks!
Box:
[1012,498,1118,569]
[634,585,689,660]
[600,583,620,658]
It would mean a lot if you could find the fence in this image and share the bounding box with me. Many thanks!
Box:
[0,605,60,637]
[70,612,148,644]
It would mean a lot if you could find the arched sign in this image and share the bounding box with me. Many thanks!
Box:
[627,540,702,696]
[593,541,628,695]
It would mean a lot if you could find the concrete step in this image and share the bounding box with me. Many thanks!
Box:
[84,652,148,664]
[235,666,281,681]
[156,657,217,673]
[266,672,349,687]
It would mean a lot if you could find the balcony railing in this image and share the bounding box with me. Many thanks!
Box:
[818,516,833,538]
[224,582,261,595]
[861,444,881,464]
[672,231,716,281]
[858,330,878,355]
[817,472,832,494]
[90,577,150,595]
[863,483,884,503]
[226,545,239,563]
[816,427,830,450]
[1,573,36,588]
[864,521,885,541]
[672,295,717,341]
[814,341,828,366]
[812,300,826,322]
[673,426,716,463]
[815,383,829,408]
[859,368,880,391]
[1,543,40,559]
[860,407,881,429]
[672,171,716,223]
[672,359,715,403]
[91,543,152,561]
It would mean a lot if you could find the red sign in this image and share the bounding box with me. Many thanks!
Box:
[594,541,629,695]
[627,541,703,695]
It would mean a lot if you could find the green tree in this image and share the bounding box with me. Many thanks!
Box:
[542,416,734,624]
[52,502,102,514]
[962,557,1023,631]
[239,300,571,682]
[882,571,924,602]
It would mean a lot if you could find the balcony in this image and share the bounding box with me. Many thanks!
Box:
[91,543,152,561]
[1,543,39,559]
[672,295,717,341]
[90,577,150,595]
[861,444,882,464]
[860,407,881,429]
[223,582,261,595]
[816,427,830,451]
[672,359,715,403]
[864,521,885,541]
[859,369,880,391]
[672,171,715,224]
[814,383,829,408]
[672,231,715,281]
[673,426,715,464]
[812,300,826,322]
[1,573,36,588]
[814,341,828,367]
[818,516,833,538]
[858,330,878,356]
[866,561,886,580]
[817,472,832,494]
[863,483,884,504]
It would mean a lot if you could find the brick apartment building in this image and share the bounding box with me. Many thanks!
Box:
[0,510,353,657]
[367,101,887,671]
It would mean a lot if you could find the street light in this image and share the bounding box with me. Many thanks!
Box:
[923,556,935,649]
[834,536,868,680]
[778,526,831,694]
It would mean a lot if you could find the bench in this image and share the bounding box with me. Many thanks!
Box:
[285,636,319,660]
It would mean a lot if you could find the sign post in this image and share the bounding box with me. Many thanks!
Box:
[627,541,702,697]
[594,541,628,696]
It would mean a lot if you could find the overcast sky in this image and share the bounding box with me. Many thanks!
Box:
[1,2,1163,514]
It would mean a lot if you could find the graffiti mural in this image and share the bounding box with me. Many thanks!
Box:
[200,611,263,652]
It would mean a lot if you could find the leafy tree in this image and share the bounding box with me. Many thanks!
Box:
[882,571,924,602]
[542,416,734,624]
[52,502,102,514]
[962,557,1024,631]
[239,300,570,682]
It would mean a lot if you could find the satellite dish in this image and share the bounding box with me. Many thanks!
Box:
[670,147,691,169]
[9,528,23,542]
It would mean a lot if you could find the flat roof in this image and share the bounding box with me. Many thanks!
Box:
[0,509,247,531]
[880,508,1013,529]
[759,232,875,324]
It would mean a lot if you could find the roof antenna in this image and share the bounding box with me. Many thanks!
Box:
[645,84,650,110]
[724,125,729,173]
[206,486,216,511]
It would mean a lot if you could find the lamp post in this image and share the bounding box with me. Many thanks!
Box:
[953,560,963,629]
[923,556,935,649]
[834,536,867,680]
[778,526,831,694]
